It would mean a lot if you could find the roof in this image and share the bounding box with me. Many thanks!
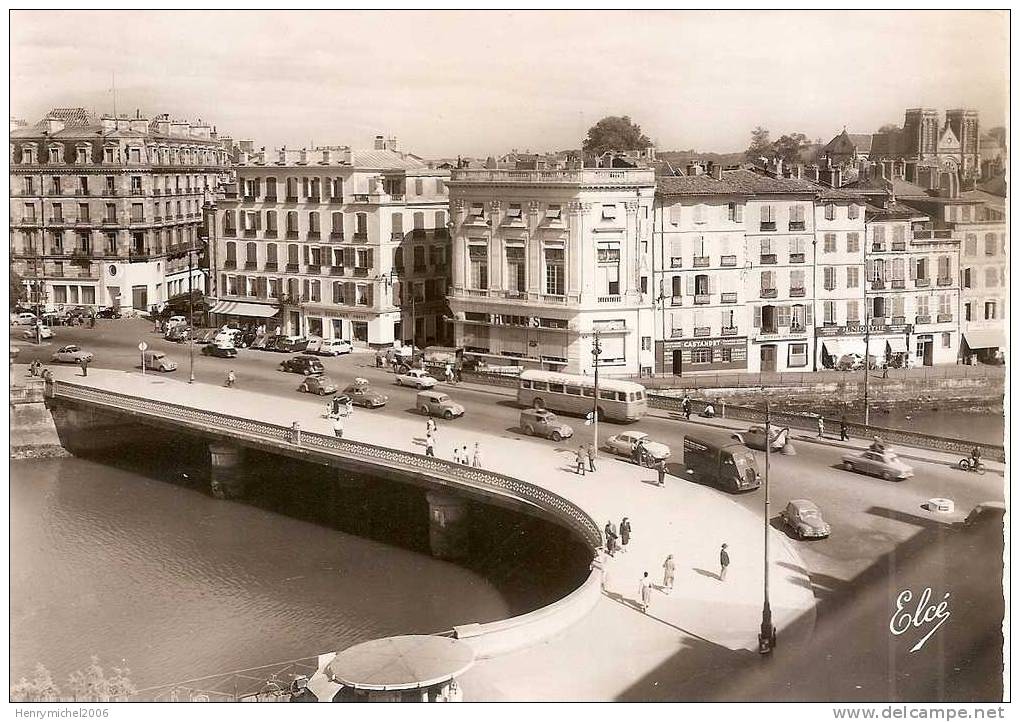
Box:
[326,635,475,690]
[864,201,924,221]
[960,189,1005,211]
[977,176,1006,198]
[349,148,428,170]
[656,168,864,200]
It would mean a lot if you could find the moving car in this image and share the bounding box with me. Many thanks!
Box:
[22,325,54,340]
[315,338,354,357]
[13,312,37,326]
[679,429,761,492]
[781,499,831,539]
[734,425,789,451]
[280,354,325,375]
[142,350,177,372]
[95,306,122,319]
[298,375,338,395]
[202,344,238,358]
[164,326,191,343]
[518,409,574,442]
[416,390,464,419]
[213,328,244,347]
[395,368,437,389]
[604,431,671,464]
[166,315,188,328]
[342,379,388,408]
[841,448,914,481]
[51,345,93,364]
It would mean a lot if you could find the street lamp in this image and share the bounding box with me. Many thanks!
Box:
[591,330,603,452]
[759,397,777,655]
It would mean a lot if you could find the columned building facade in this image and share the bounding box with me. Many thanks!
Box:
[447,167,656,375]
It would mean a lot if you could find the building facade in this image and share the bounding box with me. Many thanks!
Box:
[10,109,225,313]
[446,166,656,375]
[211,139,451,347]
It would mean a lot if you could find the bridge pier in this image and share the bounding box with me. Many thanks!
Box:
[426,491,470,560]
[209,443,245,500]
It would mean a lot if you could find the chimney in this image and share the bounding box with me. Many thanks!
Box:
[154,114,171,135]
[116,116,131,131]
[833,168,843,188]
[170,120,189,137]
[711,163,723,181]
[374,135,386,150]
[805,165,820,182]
[44,116,65,134]
[129,112,149,133]
[387,136,397,151]
[792,164,804,180]
[100,115,117,132]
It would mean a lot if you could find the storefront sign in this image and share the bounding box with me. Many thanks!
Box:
[816,323,912,337]
[662,336,746,351]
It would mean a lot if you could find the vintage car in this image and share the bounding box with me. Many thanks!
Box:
[142,350,177,372]
[315,338,354,356]
[201,344,238,359]
[518,409,574,442]
[734,425,789,451]
[298,375,338,395]
[51,345,93,364]
[604,431,671,464]
[22,325,54,340]
[13,312,38,326]
[95,306,122,319]
[395,368,438,389]
[280,354,325,375]
[780,499,831,539]
[342,379,388,408]
[416,390,464,419]
[841,448,914,481]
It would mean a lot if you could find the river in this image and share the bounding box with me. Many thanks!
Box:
[10,450,584,694]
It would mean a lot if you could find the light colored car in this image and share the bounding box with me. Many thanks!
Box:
[396,368,437,389]
[841,449,913,481]
[781,499,831,539]
[316,338,354,356]
[22,325,54,340]
[167,315,188,328]
[142,350,177,372]
[13,312,38,326]
[343,379,387,408]
[519,409,574,442]
[735,425,788,451]
[416,390,464,419]
[51,345,93,364]
[213,329,243,347]
[604,431,671,463]
[298,375,338,395]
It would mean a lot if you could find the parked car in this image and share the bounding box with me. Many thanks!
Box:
[416,390,465,419]
[202,344,238,358]
[13,312,37,326]
[734,425,789,451]
[781,499,831,539]
[280,354,325,375]
[142,350,178,372]
[213,328,244,347]
[519,409,574,442]
[343,379,388,408]
[22,325,54,340]
[276,336,309,353]
[315,338,354,357]
[841,448,914,481]
[298,375,338,395]
[166,315,188,328]
[962,501,1006,528]
[164,325,192,343]
[604,431,671,464]
[51,345,93,364]
[396,368,437,389]
[95,306,122,319]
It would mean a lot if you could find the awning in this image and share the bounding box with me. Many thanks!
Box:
[964,328,1006,350]
[866,338,887,356]
[325,635,475,691]
[887,337,909,353]
[823,338,866,358]
[208,299,279,318]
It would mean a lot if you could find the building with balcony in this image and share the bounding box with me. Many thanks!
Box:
[210,137,451,346]
[10,109,226,312]
[446,165,656,375]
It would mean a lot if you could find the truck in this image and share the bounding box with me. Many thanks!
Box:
[676,428,761,493]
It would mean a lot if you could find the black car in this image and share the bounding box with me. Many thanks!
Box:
[202,344,238,358]
[96,307,122,319]
[280,354,325,375]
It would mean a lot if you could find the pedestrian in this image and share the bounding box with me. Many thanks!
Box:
[631,439,645,466]
[472,442,482,468]
[455,365,463,383]
[575,446,587,476]
[604,521,617,555]
[331,415,344,438]
[375,351,383,368]
[79,357,89,377]
[330,396,342,416]
[453,446,462,464]
[662,554,676,593]
[719,543,730,581]
[882,362,889,379]
[816,415,825,438]
[702,402,716,418]
[586,442,597,472]
[445,363,454,384]
[839,416,849,441]
[620,517,632,552]
[681,394,692,420]
[638,571,652,613]
[291,421,302,445]
[461,445,469,465]
[425,434,435,457]
[226,369,236,388]
[89,315,95,329]
[656,457,667,486]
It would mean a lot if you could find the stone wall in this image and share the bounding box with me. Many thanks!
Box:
[10,378,68,459]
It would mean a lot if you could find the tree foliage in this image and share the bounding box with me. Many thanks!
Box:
[582,116,652,155]
[772,132,810,165]
[745,125,772,161]
[10,269,27,309]
[10,664,61,702]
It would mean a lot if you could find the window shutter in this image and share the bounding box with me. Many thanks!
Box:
[686,275,696,295]
[908,260,916,279]
[805,304,813,325]
[303,245,310,264]
[753,305,761,328]
[721,310,729,326]
[366,285,373,306]
[391,281,400,306]
[709,276,718,295]
[669,205,682,225]
[735,204,743,223]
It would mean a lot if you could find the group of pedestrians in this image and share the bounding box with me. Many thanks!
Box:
[603,517,632,556]
[574,443,597,475]
[424,419,482,467]
[632,545,729,615]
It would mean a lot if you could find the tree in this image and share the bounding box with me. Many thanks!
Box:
[10,664,61,702]
[772,132,810,165]
[877,123,900,133]
[745,125,772,161]
[582,116,652,155]
[10,269,27,309]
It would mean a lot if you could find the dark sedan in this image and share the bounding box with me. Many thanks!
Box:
[202,344,238,358]
[280,354,325,375]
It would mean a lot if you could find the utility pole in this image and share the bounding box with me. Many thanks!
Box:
[591,330,603,453]
[863,313,871,427]
[759,397,776,654]
[188,249,195,383]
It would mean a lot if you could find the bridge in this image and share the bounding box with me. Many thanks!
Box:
[35,366,817,699]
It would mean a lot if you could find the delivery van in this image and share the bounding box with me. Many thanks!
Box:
[678,428,761,493]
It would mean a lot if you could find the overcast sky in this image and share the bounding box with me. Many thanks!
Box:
[9,10,1008,158]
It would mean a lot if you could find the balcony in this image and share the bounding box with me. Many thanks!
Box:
[285,195,298,203]
[760,254,777,265]
[872,243,886,252]
[937,276,952,286]
[329,196,343,204]
[914,229,953,240]
[670,296,683,306]
[329,231,345,241]
[669,328,684,338]
[597,294,621,304]
[307,195,321,204]
[130,188,144,196]
[412,265,427,274]
[244,229,257,238]
[788,221,806,231]
[223,260,237,270]
[504,290,528,300]
[789,287,806,297]
[871,279,886,290]
[353,267,369,277]
[265,229,278,238]
[265,195,278,203]
[243,195,256,203]
[790,325,807,334]
[720,255,737,267]
[937,313,953,323]
[789,253,805,264]
[721,326,738,336]
[154,215,163,222]
[891,315,906,325]
[153,189,161,196]
[128,249,154,262]
[353,232,368,242]
[264,261,279,271]
[694,293,710,305]
[693,256,709,268]
[285,231,299,240]
[721,292,738,304]
[915,315,931,324]
[329,266,345,276]
[760,288,777,299]
[390,232,403,241]
[692,326,710,338]
[914,278,930,288]
[286,263,300,273]
[891,279,905,289]
[307,231,321,240]
[670,257,683,269]
[352,194,370,203]
[892,241,907,251]
[244,261,258,270]
[759,222,776,232]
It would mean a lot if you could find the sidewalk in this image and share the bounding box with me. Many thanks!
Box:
[40,364,818,701]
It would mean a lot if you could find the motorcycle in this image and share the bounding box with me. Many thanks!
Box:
[958,457,986,475]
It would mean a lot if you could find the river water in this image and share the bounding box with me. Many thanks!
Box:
[10,449,584,694]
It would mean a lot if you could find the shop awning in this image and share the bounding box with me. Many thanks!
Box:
[887,337,909,353]
[207,299,279,318]
[823,338,865,358]
[964,328,1006,350]
[866,338,887,356]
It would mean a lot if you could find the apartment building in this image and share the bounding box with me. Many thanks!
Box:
[10,109,226,312]
[654,168,749,375]
[957,191,1007,363]
[211,138,451,347]
[446,165,656,375]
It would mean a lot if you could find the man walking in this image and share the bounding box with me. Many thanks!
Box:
[575,446,587,476]
[719,543,730,581]
[226,369,236,388]
[604,521,617,555]
[461,445,470,465]
[839,416,850,441]
[453,445,462,464]
[638,572,652,613]
[655,457,667,487]
[425,434,435,457]
[79,357,89,377]
[662,554,676,593]
[816,416,825,438]
[681,394,692,421]
[619,517,632,552]
[426,417,437,439]
[472,442,482,468]
[332,415,344,438]
[586,442,597,472]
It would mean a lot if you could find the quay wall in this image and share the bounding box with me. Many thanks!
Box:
[10,378,68,459]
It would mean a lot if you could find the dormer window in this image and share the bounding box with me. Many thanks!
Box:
[506,204,522,220]
[23,146,36,164]
[48,146,61,164]
[104,147,115,164]
[76,146,89,164]
[602,204,617,220]
[470,203,484,218]
[545,204,562,221]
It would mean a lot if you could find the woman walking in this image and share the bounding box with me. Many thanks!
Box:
[662,554,676,593]
[620,517,632,552]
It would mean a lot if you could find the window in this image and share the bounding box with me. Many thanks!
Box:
[789,205,805,229]
[266,211,278,234]
[469,244,488,290]
[435,210,446,230]
[873,225,885,244]
[602,204,617,220]
[846,266,859,288]
[48,146,60,163]
[916,296,929,316]
[691,348,712,364]
[104,147,115,164]
[938,255,951,281]
[545,247,565,295]
[693,204,705,224]
[942,332,952,348]
[915,258,928,280]
[984,233,997,256]
[286,211,299,237]
[760,270,775,291]
[130,203,144,222]
[938,295,951,317]
[890,258,905,281]
[984,267,998,287]
[985,302,997,320]
[225,241,237,267]
[51,177,61,195]
[23,146,35,164]
[964,234,977,256]
[823,300,836,325]
[308,212,321,237]
[964,303,972,321]
[848,204,860,220]
[824,203,836,221]
[598,243,621,295]
[791,269,805,291]
[760,238,773,256]
[506,246,526,293]
[79,203,89,222]
[671,276,682,299]
[962,267,972,288]
[759,204,775,230]
[788,343,808,367]
[791,304,808,331]
[823,233,836,253]
[129,148,141,164]
[790,237,805,259]
[846,300,859,324]
[893,226,905,244]
[356,213,368,236]
[24,203,36,221]
[727,202,743,223]
[545,204,561,221]
[846,232,860,253]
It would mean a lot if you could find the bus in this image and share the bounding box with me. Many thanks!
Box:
[516,369,648,423]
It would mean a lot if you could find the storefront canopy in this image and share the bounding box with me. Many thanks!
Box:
[964,329,1006,350]
[207,300,279,318]
[866,338,887,356]
[822,338,866,358]
[886,337,909,353]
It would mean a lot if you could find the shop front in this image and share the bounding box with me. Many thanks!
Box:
[208,299,281,333]
[659,336,748,376]
[816,323,912,369]
[962,328,1006,365]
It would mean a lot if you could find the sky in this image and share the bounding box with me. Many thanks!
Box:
[9,10,1009,158]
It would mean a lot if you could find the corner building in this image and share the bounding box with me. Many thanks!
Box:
[447,167,656,375]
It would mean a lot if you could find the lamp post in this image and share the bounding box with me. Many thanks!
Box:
[591,330,602,452]
[188,247,196,383]
[758,397,777,655]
